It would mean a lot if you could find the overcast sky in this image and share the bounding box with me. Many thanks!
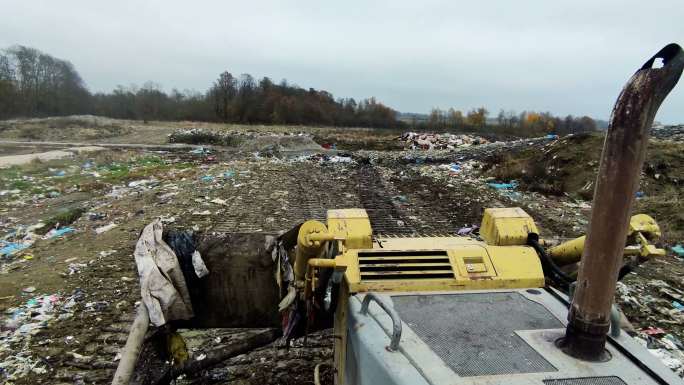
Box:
[2,1,683,123]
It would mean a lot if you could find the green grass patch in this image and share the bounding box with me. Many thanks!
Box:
[38,207,85,235]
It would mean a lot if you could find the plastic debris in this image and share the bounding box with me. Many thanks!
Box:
[642,326,666,336]
[672,245,684,257]
[94,223,117,234]
[42,227,75,239]
[134,220,194,326]
[0,242,30,257]
[200,175,214,182]
[128,179,157,188]
[192,250,209,278]
[457,225,479,236]
[189,146,212,155]
[487,181,518,190]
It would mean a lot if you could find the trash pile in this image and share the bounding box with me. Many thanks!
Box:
[293,153,354,164]
[653,125,684,142]
[0,291,84,380]
[398,132,488,150]
[617,280,684,376]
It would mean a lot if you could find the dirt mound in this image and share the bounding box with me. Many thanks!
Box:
[169,128,322,152]
[0,115,132,141]
[483,132,684,243]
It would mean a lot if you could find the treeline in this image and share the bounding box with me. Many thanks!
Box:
[0,45,599,136]
[0,46,90,118]
[0,45,400,128]
[417,107,597,136]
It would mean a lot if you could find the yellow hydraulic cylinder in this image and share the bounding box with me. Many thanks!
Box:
[548,214,665,266]
[548,236,586,266]
[294,220,330,282]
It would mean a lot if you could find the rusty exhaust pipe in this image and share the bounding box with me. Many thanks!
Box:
[558,43,684,361]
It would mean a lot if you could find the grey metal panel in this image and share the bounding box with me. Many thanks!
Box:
[543,377,627,385]
[345,296,431,385]
[391,292,563,377]
[351,289,680,385]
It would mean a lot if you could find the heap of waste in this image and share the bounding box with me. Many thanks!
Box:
[399,132,489,150]
[652,125,684,142]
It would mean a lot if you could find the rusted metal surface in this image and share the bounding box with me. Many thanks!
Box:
[560,44,684,360]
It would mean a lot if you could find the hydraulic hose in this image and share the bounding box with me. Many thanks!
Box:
[527,233,573,291]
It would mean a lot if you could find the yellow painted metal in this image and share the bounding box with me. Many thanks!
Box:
[327,208,544,380]
[548,213,665,265]
[480,207,539,246]
[294,220,329,282]
[333,280,350,385]
[548,235,587,266]
[327,209,373,250]
[629,213,662,238]
[635,232,666,258]
[323,208,666,380]
[341,238,545,293]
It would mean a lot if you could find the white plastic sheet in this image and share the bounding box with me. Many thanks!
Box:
[134,219,194,326]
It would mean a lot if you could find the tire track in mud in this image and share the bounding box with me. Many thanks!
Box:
[356,165,418,236]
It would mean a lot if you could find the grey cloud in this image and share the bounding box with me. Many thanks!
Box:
[2,0,682,122]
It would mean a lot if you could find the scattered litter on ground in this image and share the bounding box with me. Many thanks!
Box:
[42,227,75,240]
[487,181,518,190]
[94,223,117,235]
[672,245,684,258]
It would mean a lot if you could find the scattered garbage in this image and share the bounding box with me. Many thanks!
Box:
[94,223,117,234]
[200,175,214,183]
[128,179,157,188]
[0,291,83,379]
[399,132,488,150]
[42,227,75,240]
[88,212,107,221]
[0,242,31,258]
[192,250,210,278]
[66,262,87,275]
[672,301,684,312]
[448,163,461,173]
[189,147,212,155]
[672,245,684,258]
[0,121,683,382]
[210,198,228,206]
[652,124,684,142]
[457,225,479,236]
[487,181,518,190]
[642,326,667,336]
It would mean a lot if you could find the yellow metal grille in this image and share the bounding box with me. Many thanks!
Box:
[358,250,454,280]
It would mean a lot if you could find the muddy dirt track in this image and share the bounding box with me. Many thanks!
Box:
[1,123,684,384]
